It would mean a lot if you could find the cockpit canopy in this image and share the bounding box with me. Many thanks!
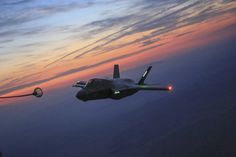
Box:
[73,78,111,89]
[73,81,87,88]
[86,78,110,88]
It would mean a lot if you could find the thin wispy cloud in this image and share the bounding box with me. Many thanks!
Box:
[0,0,94,28]
[0,0,236,95]
[0,39,14,44]
[45,1,214,63]
[0,41,167,95]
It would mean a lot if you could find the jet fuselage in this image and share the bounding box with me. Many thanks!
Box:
[76,78,138,101]
[73,64,172,101]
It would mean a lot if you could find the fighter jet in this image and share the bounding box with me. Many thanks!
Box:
[73,64,173,101]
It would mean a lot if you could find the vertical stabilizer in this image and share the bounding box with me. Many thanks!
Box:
[138,66,152,84]
[113,64,120,79]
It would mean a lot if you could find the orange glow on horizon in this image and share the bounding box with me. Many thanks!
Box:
[1,12,236,106]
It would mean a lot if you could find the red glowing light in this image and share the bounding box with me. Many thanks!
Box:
[168,86,173,91]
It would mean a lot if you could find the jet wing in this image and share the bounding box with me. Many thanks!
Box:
[137,84,173,91]
[111,84,172,93]
[111,85,138,94]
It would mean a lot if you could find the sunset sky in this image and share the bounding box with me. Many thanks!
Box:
[1,0,236,97]
[1,1,236,156]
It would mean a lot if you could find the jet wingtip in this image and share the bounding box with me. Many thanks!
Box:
[168,85,173,91]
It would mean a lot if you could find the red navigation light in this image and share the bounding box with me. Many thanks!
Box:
[168,86,173,91]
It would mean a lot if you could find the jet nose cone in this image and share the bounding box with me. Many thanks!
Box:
[76,90,87,101]
[76,91,83,99]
